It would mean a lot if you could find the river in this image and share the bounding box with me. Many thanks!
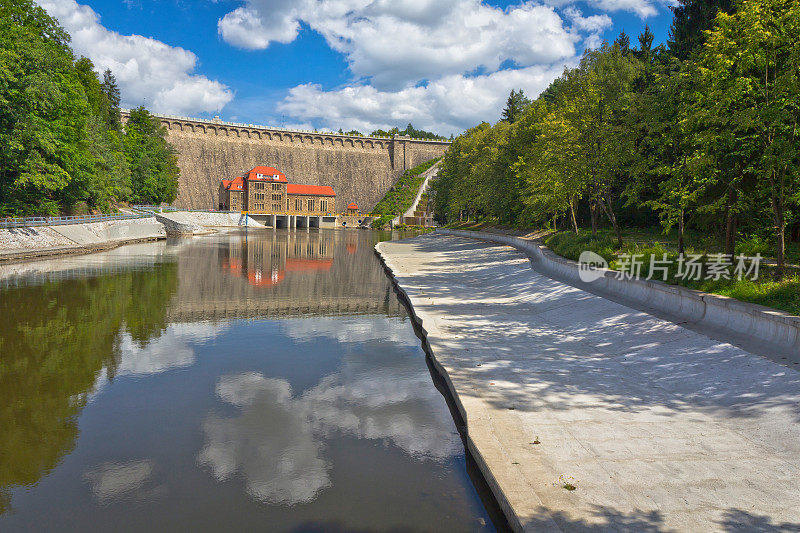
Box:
[0,229,502,532]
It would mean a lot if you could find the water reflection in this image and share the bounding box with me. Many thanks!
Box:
[198,320,462,507]
[0,230,496,531]
[0,265,178,514]
[198,373,332,506]
[84,460,162,503]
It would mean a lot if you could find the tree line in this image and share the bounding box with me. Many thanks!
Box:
[0,0,179,216]
[337,123,448,140]
[433,0,800,273]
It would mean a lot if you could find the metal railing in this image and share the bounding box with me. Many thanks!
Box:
[0,212,152,229]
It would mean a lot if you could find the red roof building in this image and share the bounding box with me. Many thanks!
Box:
[220,166,336,214]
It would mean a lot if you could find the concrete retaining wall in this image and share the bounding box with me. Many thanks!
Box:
[49,218,165,245]
[439,229,800,352]
[154,211,265,228]
[0,218,166,262]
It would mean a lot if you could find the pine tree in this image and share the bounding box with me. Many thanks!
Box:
[101,69,121,129]
[501,89,531,123]
[668,0,734,59]
[614,30,631,53]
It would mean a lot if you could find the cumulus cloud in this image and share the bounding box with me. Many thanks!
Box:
[38,0,233,115]
[219,0,578,90]
[215,0,630,133]
[277,63,571,134]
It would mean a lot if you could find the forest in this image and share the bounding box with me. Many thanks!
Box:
[0,0,179,216]
[433,0,800,276]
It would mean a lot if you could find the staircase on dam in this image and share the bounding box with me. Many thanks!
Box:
[394,162,439,227]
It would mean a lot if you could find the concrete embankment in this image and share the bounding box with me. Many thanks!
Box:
[376,233,800,532]
[439,228,800,353]
[0,217,166,262]
[153,211,265,230]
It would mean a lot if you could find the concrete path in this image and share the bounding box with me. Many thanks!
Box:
[376,234,800,532]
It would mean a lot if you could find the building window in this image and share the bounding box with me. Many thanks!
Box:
[295,199,302,211]
[254,192,265,201]
[272,183,281,191]
[320,200,328,212]
[307,199,314,211]
[253,182,264,190]
[272,194,282,202]
[272,204,281,211]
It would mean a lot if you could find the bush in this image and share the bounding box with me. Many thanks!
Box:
[545,231,617,263]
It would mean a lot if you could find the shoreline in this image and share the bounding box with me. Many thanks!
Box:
[0,235,167,264]
[376,233,800,532]
[377,248,532,532]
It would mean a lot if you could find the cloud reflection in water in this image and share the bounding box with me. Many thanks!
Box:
[197,322,461,506]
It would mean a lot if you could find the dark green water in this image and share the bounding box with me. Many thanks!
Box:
[0,229,499,532]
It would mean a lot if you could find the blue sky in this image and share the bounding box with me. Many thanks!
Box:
[39,0,675,136]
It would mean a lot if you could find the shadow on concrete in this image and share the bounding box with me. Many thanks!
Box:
[521,506,800,532]
[389,235,800,425]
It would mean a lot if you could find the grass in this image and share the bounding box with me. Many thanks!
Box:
[545,229,800,316]
[371,158,440,228]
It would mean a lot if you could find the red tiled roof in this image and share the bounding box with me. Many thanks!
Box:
[246,166,287,182]
[347,202,359,210]
[287,184,336,196]
[226,176,244,191]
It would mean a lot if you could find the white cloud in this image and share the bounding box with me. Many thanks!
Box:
[220,0,578,90]
[38,0,233,115]
[277,63,571,135]
[216,0,630,133]
[543,0,666,18]
[218,3,302,50]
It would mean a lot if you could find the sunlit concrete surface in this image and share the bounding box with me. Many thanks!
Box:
[377,233,800,532]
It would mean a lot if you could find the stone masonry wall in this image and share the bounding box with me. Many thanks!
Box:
[133,113,450,212]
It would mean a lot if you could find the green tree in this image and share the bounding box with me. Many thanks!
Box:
[500,89,531,123]
[699,0,800,274]
[0,0,95,215]
[625,58,707,254]
[668,0,734,59]
[123,106,179,204]
[100,68,121,130]
[560,44,641,245]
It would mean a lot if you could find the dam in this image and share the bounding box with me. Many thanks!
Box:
[123,112,450,212]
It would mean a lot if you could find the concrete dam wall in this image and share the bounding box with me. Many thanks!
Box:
[125,112,450,212]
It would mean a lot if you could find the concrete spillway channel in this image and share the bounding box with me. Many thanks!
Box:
[376,232,800,532]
